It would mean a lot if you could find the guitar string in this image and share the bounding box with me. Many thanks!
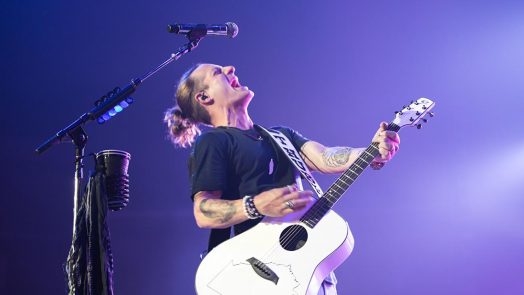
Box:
[274,156,371,252]
[257,129,378,258]
[270,146,376,254]
[263,156,384,265]
[260,144,379,262]
[273,126,402,256]
[260,122,400,261]
[274,123,402,255]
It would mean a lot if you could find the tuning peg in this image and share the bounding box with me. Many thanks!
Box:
[422,118,428,123]
[422,105,427,110]
[417,124,422,129]
[409,117,414,122]
[429,112,434,117]
[416,111,421,115]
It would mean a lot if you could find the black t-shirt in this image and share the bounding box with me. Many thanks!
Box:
[189,125,309,235]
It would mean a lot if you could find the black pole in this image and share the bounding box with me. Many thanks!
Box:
[68,126,88,237]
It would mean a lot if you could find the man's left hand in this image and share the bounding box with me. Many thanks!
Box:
[371,122,400,163]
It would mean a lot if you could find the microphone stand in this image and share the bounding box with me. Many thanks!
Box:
[35,32,205,292]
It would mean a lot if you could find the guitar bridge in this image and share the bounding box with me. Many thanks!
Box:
[246,257,279,285]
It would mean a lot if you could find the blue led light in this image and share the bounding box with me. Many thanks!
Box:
[119,101,129,108]
[96,96,134,124]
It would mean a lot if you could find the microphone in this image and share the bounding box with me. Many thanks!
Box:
[167,22,239,38]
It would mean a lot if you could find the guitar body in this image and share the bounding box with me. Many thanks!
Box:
[195,208,354,295]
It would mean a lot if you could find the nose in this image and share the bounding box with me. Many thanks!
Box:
[223,66,235,75]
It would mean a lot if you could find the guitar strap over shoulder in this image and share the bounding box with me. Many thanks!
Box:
[206,125,324,254]
[256,125,324,198]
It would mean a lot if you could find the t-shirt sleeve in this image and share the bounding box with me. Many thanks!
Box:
[189,132,229,200]
[273,126,310,151]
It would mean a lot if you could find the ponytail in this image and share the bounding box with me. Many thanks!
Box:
[164,64,211,148]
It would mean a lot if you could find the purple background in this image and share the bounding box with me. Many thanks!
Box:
[1,0,524,294]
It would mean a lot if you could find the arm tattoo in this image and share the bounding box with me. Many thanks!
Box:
[199,199,236,223]
[322,147,353,168]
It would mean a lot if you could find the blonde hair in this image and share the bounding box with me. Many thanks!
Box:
[164,64,211,148]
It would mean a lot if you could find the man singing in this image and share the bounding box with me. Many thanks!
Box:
[164,63,400,294]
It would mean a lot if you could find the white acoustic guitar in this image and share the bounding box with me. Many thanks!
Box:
[195,98,436,295]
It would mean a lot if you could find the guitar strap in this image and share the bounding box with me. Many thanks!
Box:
[257,126,340,288]
[256,125,324,197]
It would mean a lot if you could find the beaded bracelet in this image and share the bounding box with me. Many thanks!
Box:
[243,195,263,219]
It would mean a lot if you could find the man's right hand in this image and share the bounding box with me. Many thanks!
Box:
[254,185,315,217]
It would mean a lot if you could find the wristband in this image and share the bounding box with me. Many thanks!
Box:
[242,195,263,219]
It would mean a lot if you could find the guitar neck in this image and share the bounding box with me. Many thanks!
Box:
[300,123,401,228]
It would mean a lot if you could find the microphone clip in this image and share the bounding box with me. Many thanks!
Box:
[186,24,208,42]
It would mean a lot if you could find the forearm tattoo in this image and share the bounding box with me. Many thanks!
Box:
[322,147,353,168]
[199,199,236,223]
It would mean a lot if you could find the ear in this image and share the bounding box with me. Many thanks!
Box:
[195,91,213,106]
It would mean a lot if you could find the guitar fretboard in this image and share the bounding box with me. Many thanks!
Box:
[301,123,400,228]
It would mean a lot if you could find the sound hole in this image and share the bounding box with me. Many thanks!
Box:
[279,225,308,251]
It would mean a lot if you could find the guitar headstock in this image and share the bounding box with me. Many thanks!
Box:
[392,98,435,129]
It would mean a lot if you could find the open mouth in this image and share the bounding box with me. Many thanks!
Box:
[230,78,242,88]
